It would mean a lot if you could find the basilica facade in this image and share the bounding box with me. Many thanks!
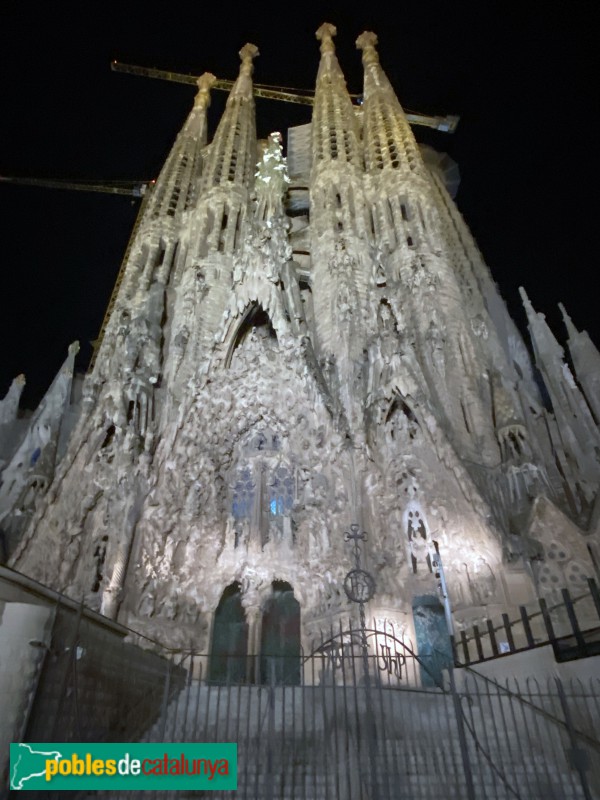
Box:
[2,24,599,674]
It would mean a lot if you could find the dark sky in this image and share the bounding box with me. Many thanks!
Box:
[1,1,597,409]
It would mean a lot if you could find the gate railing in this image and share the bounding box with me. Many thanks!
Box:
[3,565,600,799]
[453,578,600,667]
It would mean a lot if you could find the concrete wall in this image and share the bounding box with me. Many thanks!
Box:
[455,644,600,686]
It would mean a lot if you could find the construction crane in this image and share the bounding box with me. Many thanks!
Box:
[0,175,154,371]
[111,61,460,133]
[3,60,458,369]
[0,175,150,197]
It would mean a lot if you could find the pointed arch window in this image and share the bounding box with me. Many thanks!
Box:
[232,467,255,521]
[229,430,295,548]
[268,465,294,517]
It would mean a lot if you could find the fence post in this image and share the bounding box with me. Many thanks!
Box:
[561,588,586,650]
[158,658,172,742]
[265,660,275,800]
[555,677,593,800]
[448,669,476,800]
[51,598,84,742]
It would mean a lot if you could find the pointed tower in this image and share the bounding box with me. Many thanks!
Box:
[145,72,216,224]
[0,343,79,557]
[520,288,600,512]
[0,374,26,466]
[357,31,502,472]
[560,302,600,422]
[308,23,373,437]
[166,45,260,398]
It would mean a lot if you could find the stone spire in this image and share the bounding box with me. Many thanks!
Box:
[559,302,600,422]
[356,31,425,176]
[162,45,261,397]
[520,287,600,488]
[145,72,216,222]
[0,343,79,560]
[0,374,25,428]
[188,44,259,263]
[308,23,371,438]
[200,44,259,192]
[311,23,362,171]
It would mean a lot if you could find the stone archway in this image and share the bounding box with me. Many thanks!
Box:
[260,581,301,685]
[209,582,248,683]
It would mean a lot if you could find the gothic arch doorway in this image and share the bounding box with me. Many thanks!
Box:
[260,581,301,685]
[209,583,248,683]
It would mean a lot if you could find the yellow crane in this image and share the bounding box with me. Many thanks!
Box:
[111,61,460,133]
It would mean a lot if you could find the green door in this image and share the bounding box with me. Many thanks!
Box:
[209,583,248,683]
[412,594,454,688]
[260,582,301,685]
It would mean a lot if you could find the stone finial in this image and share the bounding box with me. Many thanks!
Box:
[239,43,259,76]
[559,302,579,341]
[356,31,380,65]
[195,72,217,107]
[316,22,337,54]
[518,286,536,317]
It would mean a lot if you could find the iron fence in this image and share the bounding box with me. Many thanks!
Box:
[2,570,600,799]
[9,616,600,799]
[453,578,600,667]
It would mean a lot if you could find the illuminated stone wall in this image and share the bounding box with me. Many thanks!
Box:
[5,26,600,663]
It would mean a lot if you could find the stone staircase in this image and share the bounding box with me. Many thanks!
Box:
[78,683,594,799]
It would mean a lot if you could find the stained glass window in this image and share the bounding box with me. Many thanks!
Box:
[268,466,294,517]
[232,468,254,520]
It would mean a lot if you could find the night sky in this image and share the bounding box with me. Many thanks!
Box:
[1,2,597,410]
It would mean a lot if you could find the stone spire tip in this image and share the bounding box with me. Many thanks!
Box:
[559,302,579,339]
[316,22,337,54]
[239,43,259,74]
[195,72,216,107]
[356,31,380,66]
[356,31,379,55]
[519,287,546,323]
[518,286,531,308]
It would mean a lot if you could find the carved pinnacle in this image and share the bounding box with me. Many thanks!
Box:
[239,43,259,76]
[518,286,534,315]
[195,72,217,107]
[356,31,380,65]
[558,302,579,339]
[316,22,337,54]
